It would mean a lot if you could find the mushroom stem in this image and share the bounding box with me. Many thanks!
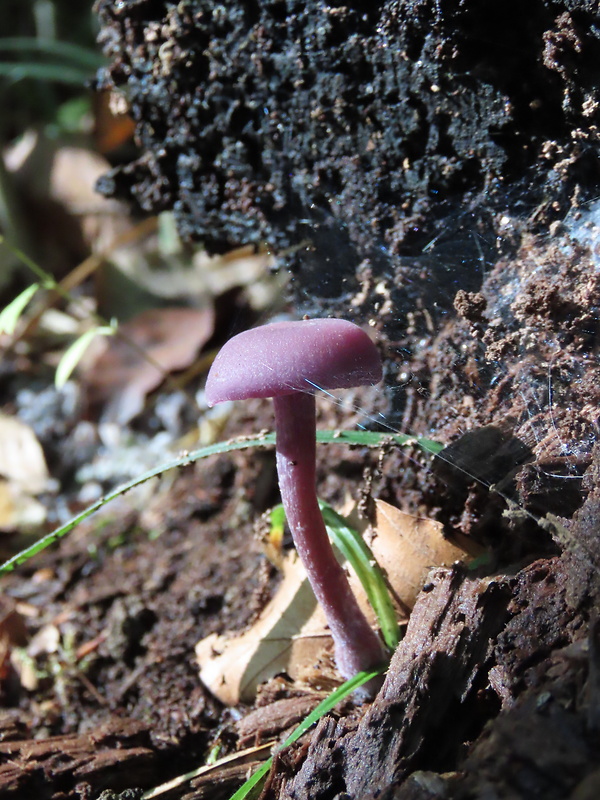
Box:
[274,391,386,680]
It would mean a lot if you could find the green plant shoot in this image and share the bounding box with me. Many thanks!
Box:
[55,324,116,388]
[0,282,40,334]
[318,499,400,651]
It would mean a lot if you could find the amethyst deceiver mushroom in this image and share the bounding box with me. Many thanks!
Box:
[205,318,386,683]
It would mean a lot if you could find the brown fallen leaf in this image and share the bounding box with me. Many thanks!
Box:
[0,414,49,494]
[0,415,50,532]
[83,306,215,424]
[197,533,398,705]
[10,623,62,692]
[196,552,330,705]
[0,480,48,533]
[197,502,481,705]
[49,147,115,216]
[0,598,28,649]
[372,499,481,610]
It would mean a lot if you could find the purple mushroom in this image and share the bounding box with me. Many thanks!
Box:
[205,318,386,684]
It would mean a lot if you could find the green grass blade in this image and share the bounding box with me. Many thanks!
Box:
[0,37,106,69]
[316,429,443,454]
[269,499,400,651]
[0,283,40,335]
[55,325,116,388]
[0,429,440,575]
[0,434,272,575]
[0,235,63,288]
[319,500,400,651]
[0,62,94,84]
[227,668,384,800]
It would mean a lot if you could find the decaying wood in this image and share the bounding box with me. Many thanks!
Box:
[0,717,154,799]
[182,761,267,800]
[274,473,600,799]
[278,565,513,799]
[235,695,321,749]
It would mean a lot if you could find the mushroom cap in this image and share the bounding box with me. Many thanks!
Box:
[205,318,382,406]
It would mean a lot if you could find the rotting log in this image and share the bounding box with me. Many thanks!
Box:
[94,1,600,327]
[0,717,154,799]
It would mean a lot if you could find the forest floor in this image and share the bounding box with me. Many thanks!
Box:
[1,208,599,800]
[2,2,600,799]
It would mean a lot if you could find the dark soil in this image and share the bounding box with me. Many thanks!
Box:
[2,1,600,799]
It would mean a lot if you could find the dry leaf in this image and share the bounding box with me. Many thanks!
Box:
[196,553,330,705]
[27,624,60,658]
[198,538,386,705]
[84,306,215,424]
[0,599,28,650]
[372,499,480,610]
[0,480,48,532]
[0,416,50,531]
[93,90,136,154]
[192,247,275,300]
[11,623,60,691]
[197,502,480,705]
[0,415,49,493]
